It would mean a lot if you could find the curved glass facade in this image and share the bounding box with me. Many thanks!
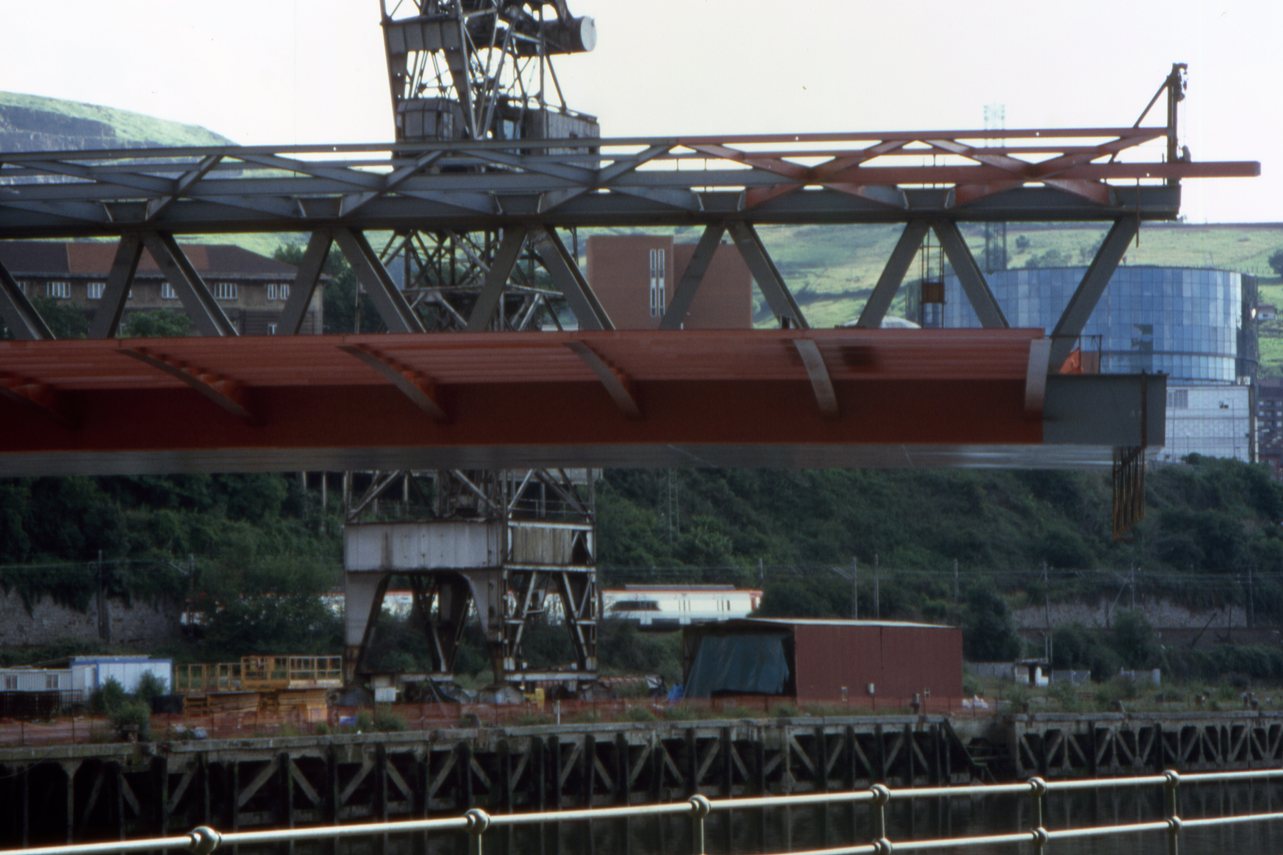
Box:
[941,266,1243,383]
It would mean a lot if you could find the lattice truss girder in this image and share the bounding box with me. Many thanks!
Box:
[0,107,1259,239]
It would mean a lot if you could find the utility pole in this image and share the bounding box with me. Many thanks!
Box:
[1248,562,1255,628]
[874,553,880,619]
[953,558,959,603]
[1043,561,1052,665]
[852,558,858,619]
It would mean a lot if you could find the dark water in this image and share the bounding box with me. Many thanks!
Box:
[248,781,1283,855]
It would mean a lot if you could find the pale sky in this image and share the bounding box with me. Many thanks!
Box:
[2,1,1275,222]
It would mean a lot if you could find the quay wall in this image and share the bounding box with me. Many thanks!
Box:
[3,711,1282,847]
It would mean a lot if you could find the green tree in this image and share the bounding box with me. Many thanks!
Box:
[201,594,340,659]
[962,586,1022,661]
[274,242,384,334]
[1111,609,1159,669]
[1269,248,1283,278]
[30,296,88,339]
[120,310,194,338]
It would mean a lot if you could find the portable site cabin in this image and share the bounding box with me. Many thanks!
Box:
[681,619,963,704]
[69,656,172,696]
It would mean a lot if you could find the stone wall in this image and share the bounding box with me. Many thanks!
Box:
[1012,598,1247,631]
[0,588,181,649]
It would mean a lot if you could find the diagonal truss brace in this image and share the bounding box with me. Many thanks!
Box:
[88,236,145,340]
[280,231,333,335]
[333,228,424,333]
[660,223,726,331]
[855,221,929,329]
[566,340,641,418]
[1049,218,1141,368]
[341,342,447,421]
[140,233,238,337]
[119,346,255,422]
[727,221,807,328]
[531,227,614,331]
[0,258,53,340]
[466,227,528,331]
[934,220,1007,329]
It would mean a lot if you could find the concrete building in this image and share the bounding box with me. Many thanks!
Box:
[929,266,1256,463]
[585,234,752,329]
[0,241,320,336]
[1257,379,1283,477]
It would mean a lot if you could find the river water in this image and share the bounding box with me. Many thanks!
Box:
[251,780,1283,855]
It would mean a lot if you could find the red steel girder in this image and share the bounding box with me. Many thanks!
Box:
[0,330,1050,473]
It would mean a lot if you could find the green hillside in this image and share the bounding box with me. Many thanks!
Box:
[0,91,232,150]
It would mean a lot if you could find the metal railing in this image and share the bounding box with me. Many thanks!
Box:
[5,768,1283,855]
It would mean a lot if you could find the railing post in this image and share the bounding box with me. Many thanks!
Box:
[689,794,711,855]
[1028,776,1048,855]
[464,808,491,855]
[1164,769,1182,855]
[189,825,222,855]
[870,783,891,851]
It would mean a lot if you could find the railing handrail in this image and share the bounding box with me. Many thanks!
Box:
[5,767,1283,855]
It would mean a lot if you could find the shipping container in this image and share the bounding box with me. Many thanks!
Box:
[682,619,962,704]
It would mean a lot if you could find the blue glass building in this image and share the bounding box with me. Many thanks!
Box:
[936,266,1254,462]
[940,266,1245,383]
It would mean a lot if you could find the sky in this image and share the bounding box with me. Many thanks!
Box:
[2,0,1276,222]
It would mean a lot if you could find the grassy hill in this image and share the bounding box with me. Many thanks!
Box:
[0,91,232,150]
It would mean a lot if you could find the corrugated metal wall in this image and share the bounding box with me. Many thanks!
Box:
[791,624,962,702]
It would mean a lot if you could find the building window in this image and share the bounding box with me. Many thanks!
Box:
[87,282,105,300]
[160,282,178,300]
[648,248,666,318]
[267,283,277,301]
[1168,389,1189,410]
[45,674,60,690]
[267,322,278,336]
[213,282,239,301]
[2,675,15,691]
[46,281,71,299]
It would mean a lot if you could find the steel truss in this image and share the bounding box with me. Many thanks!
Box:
[0,65,1258,687]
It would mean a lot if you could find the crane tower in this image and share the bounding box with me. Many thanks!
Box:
[341,2,603,697]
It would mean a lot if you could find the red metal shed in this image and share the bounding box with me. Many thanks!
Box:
[682,618,962,704]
